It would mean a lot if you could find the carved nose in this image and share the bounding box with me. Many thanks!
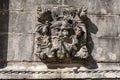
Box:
[58,31,63,37]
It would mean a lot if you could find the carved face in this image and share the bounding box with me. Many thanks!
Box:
[35,7,89,61]
[52,20,71,38]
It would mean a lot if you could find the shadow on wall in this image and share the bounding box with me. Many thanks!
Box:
[83,17,98,69]
[0,0,9,68]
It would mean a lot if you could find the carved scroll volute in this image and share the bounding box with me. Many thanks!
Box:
[34,5,89,61]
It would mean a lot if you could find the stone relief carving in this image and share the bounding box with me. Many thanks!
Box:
[34,5,89,61]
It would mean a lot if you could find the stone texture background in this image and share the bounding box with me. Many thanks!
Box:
[0,0,120,79]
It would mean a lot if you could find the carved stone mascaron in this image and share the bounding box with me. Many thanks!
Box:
[35,5,89,62]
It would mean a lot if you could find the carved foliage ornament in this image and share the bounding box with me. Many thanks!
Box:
[35,5,89,61]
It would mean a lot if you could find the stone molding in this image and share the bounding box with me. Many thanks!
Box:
[0,70,120,79]
[0,70,120,74]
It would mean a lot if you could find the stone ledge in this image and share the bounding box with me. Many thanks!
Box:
[0,63,120,79]
[0,70,120,79]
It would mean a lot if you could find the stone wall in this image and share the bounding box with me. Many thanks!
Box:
[0,0,120,79]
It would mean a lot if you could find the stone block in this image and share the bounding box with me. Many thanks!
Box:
[9,0,41,12]
[8,11,19,33]
[19,12,36,33]
[9,11,36,33]
[91,37,120,62]
[7,33,34,61]
[9,0,22,11]
[87,15,119,38]
[21,0,40,12]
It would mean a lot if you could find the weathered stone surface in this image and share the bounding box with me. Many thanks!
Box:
[9,11,36,33]
[19,12,36,33]
[9,0,22,11]
[7,33,34,61]
[66,0,120,15]
[9,0,41,11]
[21,0,41,11]
[87,15,119,38]
[91,37,120,62]
[8,0,120,15]
[8,11,19,32]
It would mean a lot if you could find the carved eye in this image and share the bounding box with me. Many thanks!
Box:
[55,28,60,32]
[83,47,86,49]
[68,19,73,24]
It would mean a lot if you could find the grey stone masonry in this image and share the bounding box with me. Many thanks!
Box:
[0,0,120,79]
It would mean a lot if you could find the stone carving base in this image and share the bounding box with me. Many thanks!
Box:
[0,62,120,79]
